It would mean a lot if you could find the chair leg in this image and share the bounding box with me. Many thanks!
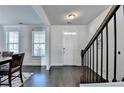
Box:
[20,70,23,83]
[8,74,12,87]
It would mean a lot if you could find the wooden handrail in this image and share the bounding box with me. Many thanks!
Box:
[82,5,120,55]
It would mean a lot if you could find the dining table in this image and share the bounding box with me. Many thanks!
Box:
[0,56,12,65]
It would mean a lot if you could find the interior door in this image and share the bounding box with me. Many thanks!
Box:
[63,32,78,65]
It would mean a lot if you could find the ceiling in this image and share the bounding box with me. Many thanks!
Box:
[43,5,109,25]
[0,5,43,25]
[0,5,109,25]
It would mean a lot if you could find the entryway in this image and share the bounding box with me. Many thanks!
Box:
[63,31,78,65]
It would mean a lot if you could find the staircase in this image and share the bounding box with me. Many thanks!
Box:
[80,5,124,85]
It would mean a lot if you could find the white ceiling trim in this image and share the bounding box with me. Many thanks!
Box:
[32,5,50,26]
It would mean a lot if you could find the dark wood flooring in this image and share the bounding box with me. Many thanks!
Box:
[21,66,106,87]
[80,66,107,83]
[22,66,82,87]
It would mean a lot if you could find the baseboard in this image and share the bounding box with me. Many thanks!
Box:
[50,65,81,67]
[23,65,46,68]
[51,64,81,66]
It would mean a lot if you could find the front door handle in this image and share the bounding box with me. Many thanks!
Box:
[63,48,66,54]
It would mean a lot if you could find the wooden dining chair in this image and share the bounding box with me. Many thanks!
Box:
[2,51,13,57]
[0,53,25,87]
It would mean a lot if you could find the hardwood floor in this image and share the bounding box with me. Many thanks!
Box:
[80,66,107,83]
[22,66,82,87]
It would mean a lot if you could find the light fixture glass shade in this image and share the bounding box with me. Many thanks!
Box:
[68,14,75,20]
[64,10,80,24]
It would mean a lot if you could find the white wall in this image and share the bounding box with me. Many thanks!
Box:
[0,25,48,66]
[50,25,88,66]
[87,6,124,81]
[88,6,112,41]
[116,6,124,81]
[0,25,4,51]
[0,24,89,67]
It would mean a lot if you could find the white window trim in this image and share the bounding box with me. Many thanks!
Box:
[32,31,46,57]
[6,31,20,53]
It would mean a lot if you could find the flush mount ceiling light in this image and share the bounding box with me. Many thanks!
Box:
[66,13,77,21]
[64,10,80,24]
[67,13,76,20]
[65,11,80,21]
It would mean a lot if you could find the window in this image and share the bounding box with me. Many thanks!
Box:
[32,31,46,57]
[6,31,19,53]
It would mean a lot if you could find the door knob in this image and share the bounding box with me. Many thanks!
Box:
[63,48,66,54]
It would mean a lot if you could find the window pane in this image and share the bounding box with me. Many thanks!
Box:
[32,31,46,56]
[33,31,45,43]
[34,44,45,56]
[8,44,18,53]
[6,31,19,53]
[34,33,39,43]
[8,32,19,43]
[9,44,14,51]
[40,44,45,56]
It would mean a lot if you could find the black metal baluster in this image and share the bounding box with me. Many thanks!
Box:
[86,52,87,82]
[83,54,86,82]
[96,38,98,82]
[82,53,84,83]
[87,50,89,82]
[93,43,94,82]
[84,53,87,83]
[101,32,103,82]
[90,47,91,82]
[106,24,109,82]
[112,13,117,82]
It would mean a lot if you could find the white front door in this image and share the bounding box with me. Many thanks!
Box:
[63,32,78,65]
